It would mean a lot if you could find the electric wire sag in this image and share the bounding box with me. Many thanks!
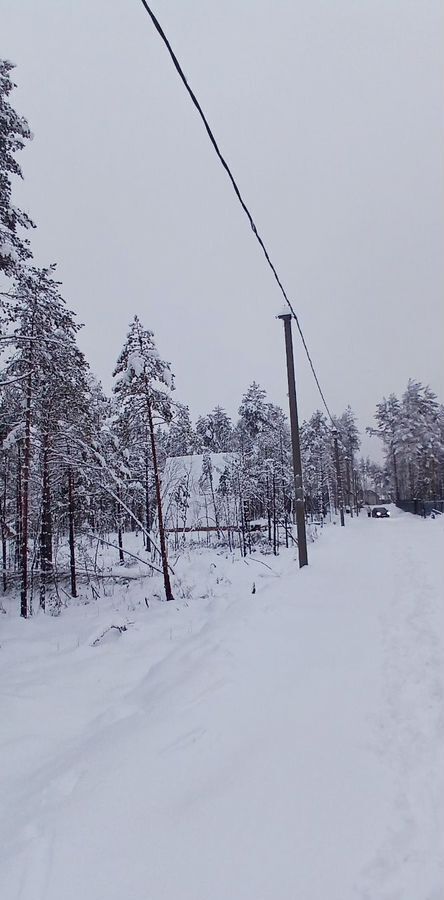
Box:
[138,0,335,425]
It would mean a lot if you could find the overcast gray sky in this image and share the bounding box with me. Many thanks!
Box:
[3,0,444,457]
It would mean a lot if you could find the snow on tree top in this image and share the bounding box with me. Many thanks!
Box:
[127,351,146,378]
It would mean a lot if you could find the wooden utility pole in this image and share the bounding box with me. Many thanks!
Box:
[345,456,353,517]
[145,391,174,602]
[277,314,308,568]
[333,429,345,526]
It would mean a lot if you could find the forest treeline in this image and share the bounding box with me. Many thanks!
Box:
[1,60,443,612]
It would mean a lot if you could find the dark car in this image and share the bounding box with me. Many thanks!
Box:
[371,506,390,518]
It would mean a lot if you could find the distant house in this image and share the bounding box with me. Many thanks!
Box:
[361,489,379,506]
[162,452,238,533]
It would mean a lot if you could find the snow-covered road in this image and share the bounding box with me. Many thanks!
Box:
[1,508,443,899]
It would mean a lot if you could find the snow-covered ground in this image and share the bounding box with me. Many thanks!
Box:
[1,508,443,899]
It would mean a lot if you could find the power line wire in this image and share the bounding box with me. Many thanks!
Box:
[138,0,335,424]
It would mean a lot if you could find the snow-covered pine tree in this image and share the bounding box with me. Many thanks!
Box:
[368,394,402,501]
[199,450,221,538]
[234,385,292,551]
[93,401,136,563]
[113,316,175,601]
[39,332,92,608]
[237,382,268,446]
[0,378,23,589]
[398,380,441,500]
[234,384,267,533]
[0,60,34,279]
[301,411,334,519]
[263,403,291,551]
[3,265,89,613]
[196,406,233,453]
[369,380,443,502]
[335,406,360,514]
[168,403,198,456]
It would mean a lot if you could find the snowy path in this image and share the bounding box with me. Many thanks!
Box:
[1,509,443,899]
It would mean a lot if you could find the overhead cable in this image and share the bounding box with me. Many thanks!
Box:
[138,0,335,425]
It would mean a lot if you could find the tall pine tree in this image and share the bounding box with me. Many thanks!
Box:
[113,316,175,601]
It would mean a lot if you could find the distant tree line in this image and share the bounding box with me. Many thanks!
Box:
[368,382,444,503]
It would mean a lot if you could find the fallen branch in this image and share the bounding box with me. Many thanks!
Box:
[85,534,163,574]
[92,623,130,646]
[242,557,279,574]
[0,569,151,581]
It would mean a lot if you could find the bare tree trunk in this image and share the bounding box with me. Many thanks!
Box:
[1,516,6,592]
[392,446,400,501]
[345,457,353,517]
[145,393,174,602]
[353,468,359,515]
[408,460,415,500]
[237,474,247,557]
[272,471,277,555]
[279,434,289,548]
[40,433,53,611]
[431,458,437,500]
[203,495,210,546]
[327,478,334,522]
[1,453,8,592]
[333,452,339,513]
[67,463,77,598]
[15,441,22,571]
[208,467,221,539]
[349,442,357,514]
[318,458,324,519]
[144,444,151,552]
[116,485,124,564]
[20,369,33,618]
[266,475,272,543]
